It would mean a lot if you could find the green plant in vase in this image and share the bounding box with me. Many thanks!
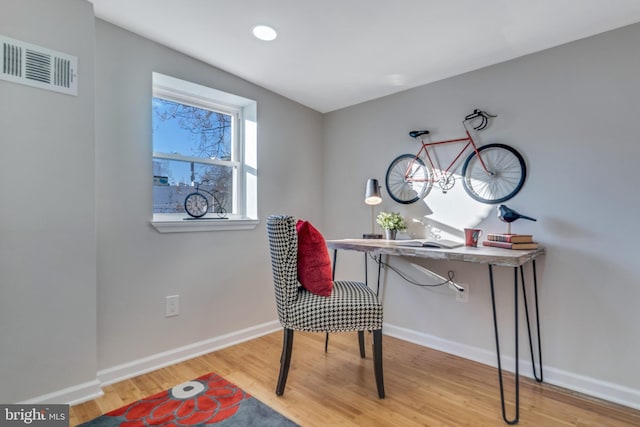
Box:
[376,211,406,240]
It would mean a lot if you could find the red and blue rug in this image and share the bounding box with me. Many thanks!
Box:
[78,372,299,427]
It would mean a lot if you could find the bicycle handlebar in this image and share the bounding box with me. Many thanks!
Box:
[409,109,497,139]
[464,109,497,131]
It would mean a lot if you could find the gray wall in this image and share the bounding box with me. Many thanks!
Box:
[324,23,640,407]
[94,20,324,371]
[2,0,639,410]
[0,0,98,402]
[1,0,324,403]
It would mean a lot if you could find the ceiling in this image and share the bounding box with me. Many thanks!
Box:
[89,0,640,113]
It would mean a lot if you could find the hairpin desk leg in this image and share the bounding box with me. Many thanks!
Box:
[521,260,543,382]
[327,249,339,353]
[489,265,520,425]
[364,253,368,286]
[332,249,337,281]
[376,254,382,296]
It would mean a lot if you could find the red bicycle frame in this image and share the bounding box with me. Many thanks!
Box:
[405,128,492,183]
[387,109,526,205]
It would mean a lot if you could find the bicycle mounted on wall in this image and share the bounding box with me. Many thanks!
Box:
[385,109,527,205]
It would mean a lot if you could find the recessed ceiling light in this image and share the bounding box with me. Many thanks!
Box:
[252,25,277,41]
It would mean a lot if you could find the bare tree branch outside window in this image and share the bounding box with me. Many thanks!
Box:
[152,98,234,214]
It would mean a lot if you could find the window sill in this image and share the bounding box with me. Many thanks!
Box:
[151,217,260,233]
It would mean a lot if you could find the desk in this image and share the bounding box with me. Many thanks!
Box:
[326,239,545,425]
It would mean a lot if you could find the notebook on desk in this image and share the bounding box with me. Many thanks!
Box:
[390,239,463,249]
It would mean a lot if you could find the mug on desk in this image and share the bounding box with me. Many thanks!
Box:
[464,228,482,247]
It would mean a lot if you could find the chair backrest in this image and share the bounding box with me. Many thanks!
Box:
[266,215,299,325]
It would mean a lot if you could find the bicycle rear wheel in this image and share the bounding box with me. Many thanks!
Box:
[385,154,432,204]
[461,143,526,204]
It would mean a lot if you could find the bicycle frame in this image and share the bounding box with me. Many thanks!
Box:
[192,182,227,217]
[405,127,492,184]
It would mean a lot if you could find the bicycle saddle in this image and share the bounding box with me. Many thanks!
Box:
[409,130,430,138]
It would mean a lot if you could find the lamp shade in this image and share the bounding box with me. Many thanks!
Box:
[364,178,382,205]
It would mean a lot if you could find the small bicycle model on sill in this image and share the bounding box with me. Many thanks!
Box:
[385,109,527,205]
[184,180,228,219]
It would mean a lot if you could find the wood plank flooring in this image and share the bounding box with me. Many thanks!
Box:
[70,331,640,426]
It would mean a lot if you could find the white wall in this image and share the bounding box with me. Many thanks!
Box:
[94,20,324,372]
[0,0,98,403]
[324,23,640,407]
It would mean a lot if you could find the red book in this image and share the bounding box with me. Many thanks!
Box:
[482,240,539,250]
[486,233,533,243]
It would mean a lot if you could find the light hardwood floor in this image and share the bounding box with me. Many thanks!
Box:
[71,331,640,426]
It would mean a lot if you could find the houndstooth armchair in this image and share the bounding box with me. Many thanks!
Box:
[266,215,385,398]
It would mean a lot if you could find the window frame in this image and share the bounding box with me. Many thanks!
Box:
[150,73,258,233]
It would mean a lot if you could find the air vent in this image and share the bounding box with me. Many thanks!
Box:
[1,35,77,96]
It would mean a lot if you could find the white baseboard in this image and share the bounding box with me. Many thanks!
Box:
[97,320,281,387]
[384,323,640,410]
[24,321,640,411]
[542,365,640,411]
[20,379,104,406]
[24,320,281,405]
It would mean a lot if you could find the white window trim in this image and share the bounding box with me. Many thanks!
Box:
[150,73,258,233]
[151,218,259,233]
[152,152,241,169]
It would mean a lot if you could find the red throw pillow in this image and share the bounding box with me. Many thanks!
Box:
[295,220,333,296]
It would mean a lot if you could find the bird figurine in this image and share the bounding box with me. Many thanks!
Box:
[497,204,536,234]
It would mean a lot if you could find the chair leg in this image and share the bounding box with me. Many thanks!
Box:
[373,329,385,398]
[358,330,366,358]
[276,328,294,396]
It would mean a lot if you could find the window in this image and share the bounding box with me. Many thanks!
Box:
[151,73,258,232]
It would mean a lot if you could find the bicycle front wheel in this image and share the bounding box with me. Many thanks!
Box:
[461,143,526,204]
[184,192,209,218]
[385,154,432,204]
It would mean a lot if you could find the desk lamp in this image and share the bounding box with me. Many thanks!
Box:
[363,178,383,239]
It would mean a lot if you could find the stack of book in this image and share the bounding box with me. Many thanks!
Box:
[482,233,539,250]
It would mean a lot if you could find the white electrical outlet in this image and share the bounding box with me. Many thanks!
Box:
[165,295,179,317]
[455,284,468,303]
